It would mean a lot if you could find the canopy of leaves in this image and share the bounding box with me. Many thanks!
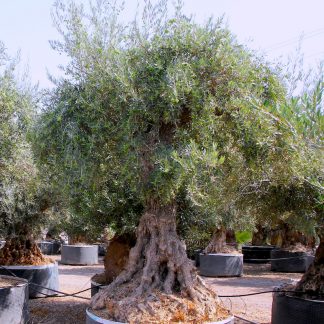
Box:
[34,0,322,235]
[0,43,59,239]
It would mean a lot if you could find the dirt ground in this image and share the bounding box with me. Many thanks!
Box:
[28,256,302,324]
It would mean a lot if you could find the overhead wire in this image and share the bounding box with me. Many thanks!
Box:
[264,27,324,52]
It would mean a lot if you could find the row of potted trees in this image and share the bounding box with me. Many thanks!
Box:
[1,0,323,322]
[1,229,322,324]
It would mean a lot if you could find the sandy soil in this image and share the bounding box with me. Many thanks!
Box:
[204,263,302,324]
[28,256,302,324]
[29,255,103,324]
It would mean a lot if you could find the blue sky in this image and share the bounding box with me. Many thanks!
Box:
[0,0,323,88]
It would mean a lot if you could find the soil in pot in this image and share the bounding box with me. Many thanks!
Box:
[87,304,233,324]
[0,275,29,324]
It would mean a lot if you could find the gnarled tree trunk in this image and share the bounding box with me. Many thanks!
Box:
[270,222,315,251]
[204,226,237,254]
[91,202,224,323]
[226,229,236,245]
[0,236,47,265]
[295,229,324,298]
[103,233,136,284]
[252,224,269,246]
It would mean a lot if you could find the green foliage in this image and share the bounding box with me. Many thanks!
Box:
[0,44,60,239]
[33,0,322,237]
[235,231,252,244]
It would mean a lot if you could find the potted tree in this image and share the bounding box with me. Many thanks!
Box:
[269,221,315,273]
[270,184,323,323]
[59,213,101,265]
[35,1,307,322]
[199,225,243,277]
[241,224,276,263]
[270,66,324,323]
[0,45,59,298]
[91,233,137,297]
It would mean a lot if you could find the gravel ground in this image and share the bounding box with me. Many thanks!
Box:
[29,255,103,324]
[204,263,302,324]
[28,256,302,324]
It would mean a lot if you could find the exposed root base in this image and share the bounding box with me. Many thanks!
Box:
[204,227,238,254]
[280,243,314,253]
[295,239,324,299]
[0,237,50,265]
[92,290,229,323]
[270,222,315,249]
[91,205,224,323]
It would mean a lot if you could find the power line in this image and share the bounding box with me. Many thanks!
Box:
[265,27,324,52]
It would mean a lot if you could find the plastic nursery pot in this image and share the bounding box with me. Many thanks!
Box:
[199,253,243,277]
[52,241,62,254]
[0,262,59,298]
[242,245,277,263]
[90,274,109,297]
[61,245,98,265]
[270,249,314,273]
[271,291,324,324]
[194,249,203,267]
[86,308,235,324]
[37,241,54,255]
[0,275,29,324]
[93,243,106,256]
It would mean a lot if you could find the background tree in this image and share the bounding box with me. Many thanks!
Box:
[34,0,322,321]
[0,43,59,265]
[279,69,323,295]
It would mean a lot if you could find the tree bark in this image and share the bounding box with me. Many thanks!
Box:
[91,202,223,323]
[204,226,237,254]
[0,237,47,265]
[270,222,315,251]
[252,224,269,246]
[295,229,324,298]
[226,229,236,244]
[103,234,136,284]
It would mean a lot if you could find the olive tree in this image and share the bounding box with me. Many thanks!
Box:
[0,43,56,265]
[34,0,321,321]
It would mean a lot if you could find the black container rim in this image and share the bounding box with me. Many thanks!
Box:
[273,291,324,303]
[200,253,243,257]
